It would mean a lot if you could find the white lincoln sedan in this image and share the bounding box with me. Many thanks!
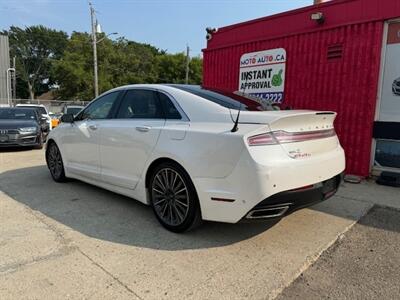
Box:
[46,84,345,232]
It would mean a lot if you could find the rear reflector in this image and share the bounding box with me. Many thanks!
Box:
[247,129,336,146]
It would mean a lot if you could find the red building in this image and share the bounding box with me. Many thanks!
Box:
[203,0,400,177]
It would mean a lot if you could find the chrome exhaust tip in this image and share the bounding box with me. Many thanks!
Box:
[245,205,290,219]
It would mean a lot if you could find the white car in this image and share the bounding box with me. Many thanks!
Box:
[46,84,345,232]
[16,104,52,130]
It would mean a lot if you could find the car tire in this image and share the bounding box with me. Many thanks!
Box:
[46,142,67,182]
[149,162,202,233]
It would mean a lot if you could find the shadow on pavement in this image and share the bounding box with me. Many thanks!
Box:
[0,146,37,152]
[0,165,278,250]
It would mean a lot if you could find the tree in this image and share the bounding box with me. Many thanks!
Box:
[53,34,164,100]
[155,52,186,83]
[51,32,94,100]
[3,25,68,99]
[3,24,203,100]
[189,56,203,85]
[155,52,202,84]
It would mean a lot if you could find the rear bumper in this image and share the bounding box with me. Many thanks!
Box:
[243,173,342,221]
[194,143,345,223]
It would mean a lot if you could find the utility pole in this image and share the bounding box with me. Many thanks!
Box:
[185,45,190,84]
[90,2,99,98]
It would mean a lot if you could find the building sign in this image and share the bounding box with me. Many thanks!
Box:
[238,48,286,104]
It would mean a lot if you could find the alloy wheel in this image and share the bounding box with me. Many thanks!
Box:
[47,144,63,179]
[151,168,190,226]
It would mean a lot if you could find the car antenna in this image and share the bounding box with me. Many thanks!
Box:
[231,76,247,132]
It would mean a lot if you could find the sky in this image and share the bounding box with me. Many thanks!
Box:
[0,0,312,56]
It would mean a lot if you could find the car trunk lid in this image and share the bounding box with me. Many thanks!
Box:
[240,110,339,158]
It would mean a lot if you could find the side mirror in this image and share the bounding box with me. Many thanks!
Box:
[61,113,74,123]
[40,116,47,122]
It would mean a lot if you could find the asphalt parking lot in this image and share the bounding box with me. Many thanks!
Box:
[278,205,400,299]
[0,148,399,299]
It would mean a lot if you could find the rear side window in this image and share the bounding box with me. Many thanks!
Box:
[169,85,265,111]
[158,92,181,119]
[116,90,163,119]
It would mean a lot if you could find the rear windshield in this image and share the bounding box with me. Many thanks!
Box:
[169,85,270,111]
[0,109,37,120]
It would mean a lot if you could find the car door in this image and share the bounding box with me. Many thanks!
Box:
[61,91,120,180]
[99,89,166,189]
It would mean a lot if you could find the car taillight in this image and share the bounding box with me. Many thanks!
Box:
[247,129,336,146]
[247,133,278,146]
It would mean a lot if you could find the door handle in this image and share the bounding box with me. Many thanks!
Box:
[88,124,98,130]
[136,126,151,132]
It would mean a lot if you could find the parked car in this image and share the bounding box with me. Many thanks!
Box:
[49,112,62,128]
[0,107,48,149]
[16,104,52,130]
[392,77,400,96]
[46,84,345,232]
[63,105,85,116]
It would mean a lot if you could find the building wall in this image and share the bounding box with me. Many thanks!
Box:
[0,35,10,105]
[205,0,400,49]
[203,21,384,176]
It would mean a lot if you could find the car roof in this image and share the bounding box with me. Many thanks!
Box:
[16,104,46,107]
[0,107,39,114]
[0,107,37,110]
[109,83,193,90]
[104,84,234,123]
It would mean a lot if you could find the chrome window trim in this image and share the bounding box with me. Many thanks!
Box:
[157,89,190,122]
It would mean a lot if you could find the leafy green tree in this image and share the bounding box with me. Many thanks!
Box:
[3,25,68,99]
[51,32,94,100]
[189,56,203,85]
[155,52,187,83]
[3,24,203,100]
[155,52,202,84]
[52,34,164,100]
[99,38,161,90]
